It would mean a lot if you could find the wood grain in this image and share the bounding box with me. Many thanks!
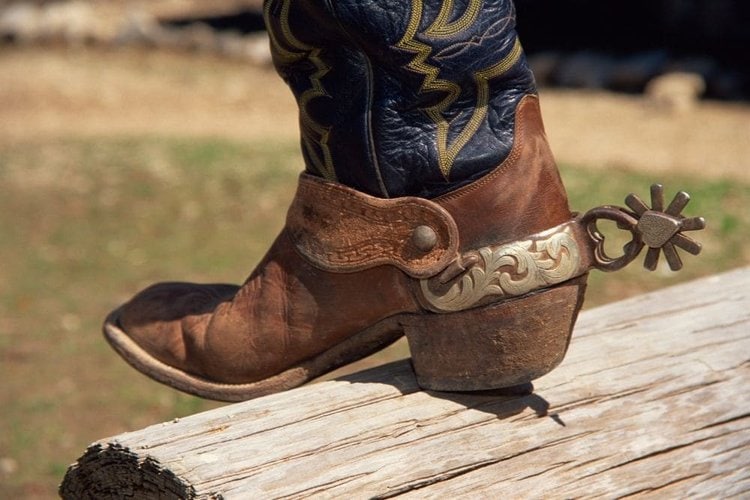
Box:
[61,267,750,499]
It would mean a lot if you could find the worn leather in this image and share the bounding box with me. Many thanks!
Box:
[264,0,537,198]
[433,94,571,249]
[114,95,576,387]
[286,175,459,278]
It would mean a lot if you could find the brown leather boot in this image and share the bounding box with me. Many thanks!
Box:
[106,96,590,400]
[105,0,705,401]
[105,92,706,400]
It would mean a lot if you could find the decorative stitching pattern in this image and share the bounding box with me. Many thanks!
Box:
[287,176,459,279]
[396,0,523,179]
[264,0,337,181]
[432,94,534,204]
[426,0,482,37]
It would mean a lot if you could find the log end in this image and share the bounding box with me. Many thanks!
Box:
[60,442,199,500]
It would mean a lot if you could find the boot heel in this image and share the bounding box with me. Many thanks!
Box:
[405,277,587,392]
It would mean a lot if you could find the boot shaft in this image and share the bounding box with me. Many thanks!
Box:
[264,0,537,198]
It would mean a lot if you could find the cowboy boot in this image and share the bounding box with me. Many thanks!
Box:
[104,0,704,401]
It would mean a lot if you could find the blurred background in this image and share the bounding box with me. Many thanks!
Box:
[1,0,748,497]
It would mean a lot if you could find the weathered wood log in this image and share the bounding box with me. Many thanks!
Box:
[61,268,750,499]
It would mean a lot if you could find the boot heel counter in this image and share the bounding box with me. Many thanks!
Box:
[406,276,587,392]
[435,95,572,250]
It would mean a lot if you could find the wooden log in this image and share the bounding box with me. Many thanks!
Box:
[61,268,750,499]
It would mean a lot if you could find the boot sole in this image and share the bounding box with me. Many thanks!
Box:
[104,277,586,401]
[103,310,405,402]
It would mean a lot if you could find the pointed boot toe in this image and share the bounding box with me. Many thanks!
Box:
[104,282,240,396]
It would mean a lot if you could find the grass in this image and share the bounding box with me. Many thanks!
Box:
[1,136,748,497]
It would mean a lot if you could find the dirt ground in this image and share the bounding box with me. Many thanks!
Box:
[1,46,749,181]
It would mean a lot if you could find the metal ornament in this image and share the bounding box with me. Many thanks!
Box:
[422,184,706,313]
[420,226,582,312]
[583,184,706,272]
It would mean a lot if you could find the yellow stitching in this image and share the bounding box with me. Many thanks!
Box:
[445,37,523,169]
[397,0,523,179]
[426,0,482,37]
[477,37,524,79]
[397,0,461,104]
[396,0,460,178]
[264,0,337,181]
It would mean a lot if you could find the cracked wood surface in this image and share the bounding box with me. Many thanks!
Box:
[61,268,750,499]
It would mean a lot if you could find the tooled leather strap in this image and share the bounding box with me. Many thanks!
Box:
[420,219,594,313]
[286,174,459,279]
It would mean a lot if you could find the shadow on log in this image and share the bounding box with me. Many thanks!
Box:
[61,268,750,498]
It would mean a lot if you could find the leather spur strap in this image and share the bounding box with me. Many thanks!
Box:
[286,174,460,279]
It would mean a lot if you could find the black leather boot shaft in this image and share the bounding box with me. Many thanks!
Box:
[264,0,536,198]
